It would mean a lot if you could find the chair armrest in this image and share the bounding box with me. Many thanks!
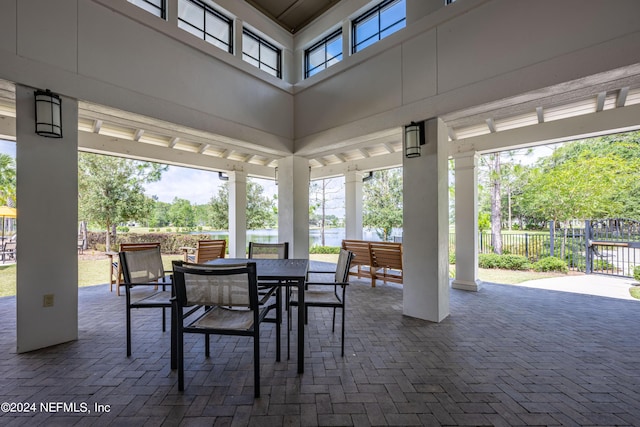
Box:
[305,281,349,287]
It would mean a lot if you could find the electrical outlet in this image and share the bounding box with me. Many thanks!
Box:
[43,294,54,307]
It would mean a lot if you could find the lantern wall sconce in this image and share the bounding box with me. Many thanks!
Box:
[362,171,374,182]
[218,172,229,181]
[34,89,62,138]
[404,120,425,158]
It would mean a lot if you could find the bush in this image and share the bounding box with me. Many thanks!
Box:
[116,226,130,233]
[449,251,455,265]
[310,246,340,254]
[532,256,568,273]
[478,253,530,270]
[633,265,640,282]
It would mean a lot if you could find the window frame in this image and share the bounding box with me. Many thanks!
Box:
[304,29,343,79]
[351,0,406,54]
[177,0,234,54]
[242,29,282,79]
[128,0,166,19]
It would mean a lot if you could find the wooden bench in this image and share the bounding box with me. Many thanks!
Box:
[369,242,403,287]
[341,239,374,282]
[341,239,403,287]
[180,239,226,263]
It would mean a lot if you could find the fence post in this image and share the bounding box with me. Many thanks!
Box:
[525,233,529,259]
[585,220,592,274]
[549,221,554,257]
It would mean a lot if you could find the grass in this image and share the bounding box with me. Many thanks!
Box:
[629,286,640,300]
[0,254,601,298]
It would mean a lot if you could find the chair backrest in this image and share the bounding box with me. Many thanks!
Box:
[119,242,161,252]
[248,242,289,259]
[341,239,372,268]
[195,239,226,263]
[119,246,165,284]
[172,261,258,309]
[4,241,16,251]
[335,249,355,283]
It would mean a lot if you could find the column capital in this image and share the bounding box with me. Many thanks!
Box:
[454,151,479,171]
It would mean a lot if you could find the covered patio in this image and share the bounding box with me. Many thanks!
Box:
[1,270,639,425]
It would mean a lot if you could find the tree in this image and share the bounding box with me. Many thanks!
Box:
[520,154,629,257]
[78,153,166,251]
[207,179,277,230]
[363,168,403,241]
[309,178,342,246]
[168,197,195,229]
[0,153,16,206]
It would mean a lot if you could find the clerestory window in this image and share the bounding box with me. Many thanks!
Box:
[304,29,343,78]
[128,0,166,19]
[242,29,282,78]
[352,0,406,54]
[178,0,233,53]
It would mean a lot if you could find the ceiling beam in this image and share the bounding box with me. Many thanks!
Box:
[450,102,640,156]
[617,87,629,108]
[79,130,274,179]
[596,91,607,112]
[311,151,402,180]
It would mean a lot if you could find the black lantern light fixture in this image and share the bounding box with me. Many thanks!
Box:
[218,172,229,181]
[404,120,425,158]
[34,89,62,138]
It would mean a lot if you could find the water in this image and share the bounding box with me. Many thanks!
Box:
[194,227,402,247]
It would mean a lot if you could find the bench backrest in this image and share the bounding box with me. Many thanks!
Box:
[369,242,403,270]
[119,242,162,252]
[341,239,372,266]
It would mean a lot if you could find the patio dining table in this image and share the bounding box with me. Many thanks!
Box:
[206,258,309,374]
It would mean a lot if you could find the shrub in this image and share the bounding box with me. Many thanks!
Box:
[478,253,529,270]
[449,251,455,265]
[633,265,640,282]
[532,256,568,273]
[116,226,130,233]
[310,246,340,254]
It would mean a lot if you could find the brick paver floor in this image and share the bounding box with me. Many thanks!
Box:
[1,268,640,426]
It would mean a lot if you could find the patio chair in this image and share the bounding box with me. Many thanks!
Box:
[288,248,354,357]
[171,261,279,397]
[2,240,16,263]
[248,241,289,349]
[108,242,162,295]
[119,246,172,357]
[181,239,226,263]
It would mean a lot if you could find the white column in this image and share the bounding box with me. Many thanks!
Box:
[228,171,247,258]
[344,171,363,240]
[16,85,78,353]
[278,156,309,258]
[452,152,481,291]
[402,118,450,322]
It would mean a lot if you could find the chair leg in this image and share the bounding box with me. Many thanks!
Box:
[126,306,132,357]
[170,306,177,370]
[254,333,260,398]
[178,327,185,391]
[332,307,336,332]
[162,307,166,332]
[275,288,281,362]
[341,307,345,357]
[205,333,210,357]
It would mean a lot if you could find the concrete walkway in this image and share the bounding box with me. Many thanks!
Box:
[507,273,639,301]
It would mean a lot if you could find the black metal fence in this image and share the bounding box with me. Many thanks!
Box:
[449,219,640,278]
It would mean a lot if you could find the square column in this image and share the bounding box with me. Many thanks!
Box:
[16,85,78,353]
[402,118,449,322]
[278,156,309,258]
[228,171,247,258]
[344,171,363,240]
[452,152,481,291]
